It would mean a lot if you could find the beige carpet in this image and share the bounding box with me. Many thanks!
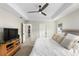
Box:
[14,38,34,56]
[14,45,33,56]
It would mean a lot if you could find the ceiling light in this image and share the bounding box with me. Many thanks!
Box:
[39,12,41,14]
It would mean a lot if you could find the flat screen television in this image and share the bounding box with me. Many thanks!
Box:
[3,28,18,42]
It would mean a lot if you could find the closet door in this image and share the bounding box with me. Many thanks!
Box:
[39,24,47,38]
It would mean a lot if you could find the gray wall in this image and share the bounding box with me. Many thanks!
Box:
[0,5,25,42]
[55,9,79,31]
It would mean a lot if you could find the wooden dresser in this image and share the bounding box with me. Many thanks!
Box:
[0,39,21,56]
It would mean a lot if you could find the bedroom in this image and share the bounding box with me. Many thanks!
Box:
[0,3,79,56]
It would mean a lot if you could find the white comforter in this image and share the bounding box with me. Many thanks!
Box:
[30,37,79,56]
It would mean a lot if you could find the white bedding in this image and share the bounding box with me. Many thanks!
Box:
[30,37,79,56]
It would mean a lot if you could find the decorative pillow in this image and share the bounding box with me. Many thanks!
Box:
[72,42,79,55]
[52,33,66,43]
[52,33,56,39]
[60,33,79,50]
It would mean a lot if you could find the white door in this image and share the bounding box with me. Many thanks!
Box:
[39,24,47,38]
[39,23,53,38]
[23,23,32,45]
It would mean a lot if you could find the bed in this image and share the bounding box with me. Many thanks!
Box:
[30,34,79,56]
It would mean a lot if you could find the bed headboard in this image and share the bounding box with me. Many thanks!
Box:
[62,29,79,35]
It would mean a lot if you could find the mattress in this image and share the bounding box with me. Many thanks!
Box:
[30,37,79,56]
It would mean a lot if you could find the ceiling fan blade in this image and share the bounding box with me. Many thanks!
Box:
[41,12,47,16]
[27,11,39,13]
[41,3,49,11]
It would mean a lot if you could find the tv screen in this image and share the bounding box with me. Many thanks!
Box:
[4,28,18,42]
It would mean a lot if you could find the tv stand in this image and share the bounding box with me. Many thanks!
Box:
[0,39,21,56]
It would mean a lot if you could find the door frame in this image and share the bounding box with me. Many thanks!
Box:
[21,23,32,43]
[21,23,23,43]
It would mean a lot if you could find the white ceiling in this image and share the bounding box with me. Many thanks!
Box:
[0,3,79,21]
[16,3,64,20]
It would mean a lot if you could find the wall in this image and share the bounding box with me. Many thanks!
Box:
[0,4,56,44]
[26,21,56,43]
[0,5,25,42]
[39,21,56,38]
[55,9,79,31]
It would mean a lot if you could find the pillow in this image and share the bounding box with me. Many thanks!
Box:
[60,33,79,50]
[52,33,56,40]
[57,32,67,43]
[52,33,66,43]
[72,42,79,55]
[56,34,64,43]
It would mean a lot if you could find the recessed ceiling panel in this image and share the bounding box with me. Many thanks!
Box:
[16,3,65,20]
[5,3,76,21]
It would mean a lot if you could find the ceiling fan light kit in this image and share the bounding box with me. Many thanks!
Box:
[39,12,41,14]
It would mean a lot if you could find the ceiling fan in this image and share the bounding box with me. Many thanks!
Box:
[27,3,49,16]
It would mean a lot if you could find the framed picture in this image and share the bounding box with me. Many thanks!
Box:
[57,23,63,33]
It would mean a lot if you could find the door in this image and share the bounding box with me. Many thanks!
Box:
[23,23,32,45]
[39,24,47,38]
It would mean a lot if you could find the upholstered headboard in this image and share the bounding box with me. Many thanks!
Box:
[63,29,79,35]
